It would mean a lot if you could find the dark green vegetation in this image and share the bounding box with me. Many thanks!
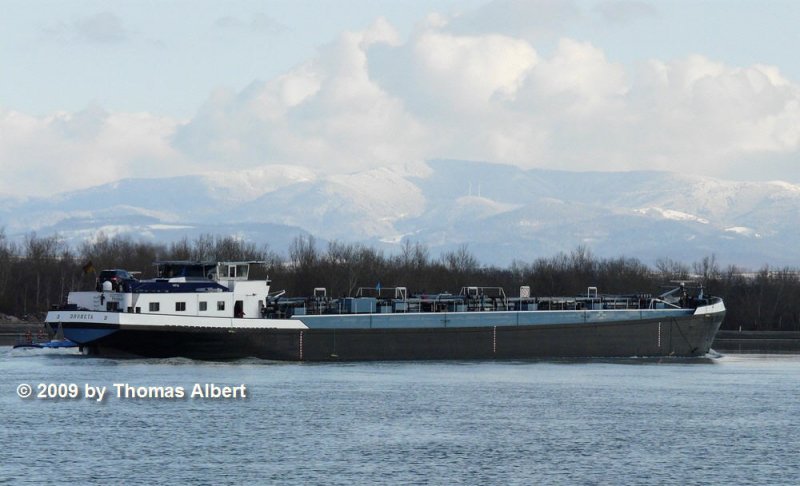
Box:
[0,231,798,331]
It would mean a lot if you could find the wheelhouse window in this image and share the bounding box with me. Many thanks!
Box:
[176,302,186,312]
[199,301,207,312]
[149,302,160,312]
[225,264,249,279]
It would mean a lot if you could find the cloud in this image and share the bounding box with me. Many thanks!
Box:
[593,1,657,25]
[445,0,581,42]
[0,107,181,196]
[410,30,538,108]
[172,18,427,173]
[620,57,800,165]
[43,11,129,44]
[214,12,286,35]
[6,12,800,197]
[174,16,800,181]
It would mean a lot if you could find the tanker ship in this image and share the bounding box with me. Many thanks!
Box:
[45,261,725,360]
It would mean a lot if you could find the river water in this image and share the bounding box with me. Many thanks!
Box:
[1,348,798,485]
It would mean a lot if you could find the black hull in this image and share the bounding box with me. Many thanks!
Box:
[79,314,724,361]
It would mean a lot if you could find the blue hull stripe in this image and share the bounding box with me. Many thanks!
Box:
[63,328,118,344]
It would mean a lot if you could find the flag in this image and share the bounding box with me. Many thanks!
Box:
[82,261,95,275]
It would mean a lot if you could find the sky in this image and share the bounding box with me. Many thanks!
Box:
[2,0,800,197]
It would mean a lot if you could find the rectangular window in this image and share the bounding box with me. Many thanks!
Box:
[135,307,141,314]
[217,301,225,311]
[149,302,160,312]
[199,301,207,311]
[176,302,186,312]
[106,302,119,311]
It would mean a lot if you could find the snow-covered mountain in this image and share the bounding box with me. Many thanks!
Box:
[1,160,798,267]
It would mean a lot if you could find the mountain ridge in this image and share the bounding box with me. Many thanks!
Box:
[1,160,798,267]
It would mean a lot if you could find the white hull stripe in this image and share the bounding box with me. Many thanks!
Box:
[46,311,309,330]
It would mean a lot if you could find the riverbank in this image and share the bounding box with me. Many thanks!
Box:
[712,330,800,354]
[0,321,48,346]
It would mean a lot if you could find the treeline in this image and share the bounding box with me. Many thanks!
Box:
[1,231,799,331]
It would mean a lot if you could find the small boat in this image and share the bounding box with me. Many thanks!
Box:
[12,322,77,350]
[14,332,78,349]
[13,338,77,349]
[45,261,725,361]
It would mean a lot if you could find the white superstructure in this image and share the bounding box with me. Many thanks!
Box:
[67,261,272,320]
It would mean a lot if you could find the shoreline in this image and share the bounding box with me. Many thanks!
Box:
[0,321,48,346]
[712,330,800,354]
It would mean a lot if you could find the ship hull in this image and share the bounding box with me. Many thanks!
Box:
[54,310,724,361]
